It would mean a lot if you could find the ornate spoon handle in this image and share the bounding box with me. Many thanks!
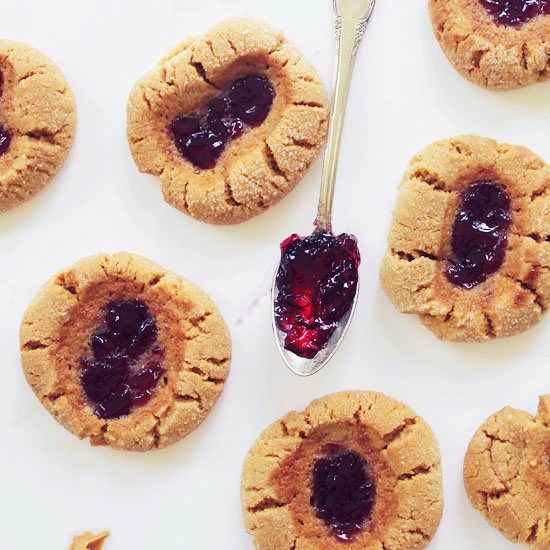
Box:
[316,0,376,233]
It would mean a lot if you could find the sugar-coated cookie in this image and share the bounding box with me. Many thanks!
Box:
[381,135,550,343]
[21,252,231,452]
[127,18,328,225]
[464,395,550,549]
[430,0,550,89]
[0,40,76,211]
[241,391,443,549]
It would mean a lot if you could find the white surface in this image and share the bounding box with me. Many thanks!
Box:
[1,1,550,548]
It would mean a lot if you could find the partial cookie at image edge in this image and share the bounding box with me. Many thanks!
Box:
[0,39,76,211]
[464,395,550,549]
[429,0,550,90]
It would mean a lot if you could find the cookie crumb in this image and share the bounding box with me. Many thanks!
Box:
[70,531,109,550]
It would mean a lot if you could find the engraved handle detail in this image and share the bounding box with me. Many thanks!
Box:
[316,0,375,233]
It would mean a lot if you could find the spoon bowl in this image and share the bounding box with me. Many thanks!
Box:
[272,274,360,376]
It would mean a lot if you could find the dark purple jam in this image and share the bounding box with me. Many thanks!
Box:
[446,181,512,289]
[311,447,376,542]
[0,72,10,157]
[79,299,165,420]
[0,126,10,157]
[169,75,274,169]
[274,232,360,359]
[479,0,550,26]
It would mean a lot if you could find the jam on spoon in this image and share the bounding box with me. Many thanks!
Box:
[478,0,550,26]
[0,71,11,157]
[274,232,360,359]
[271,0,374,375]
[169,75,274,169]
[79,299,165,420]
[445,181,512,289]
[311,446,376,541]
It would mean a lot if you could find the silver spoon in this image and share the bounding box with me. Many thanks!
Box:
[271,0,376,376]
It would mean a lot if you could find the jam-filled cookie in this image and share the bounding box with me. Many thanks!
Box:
[241,391,443,549]
[464,395,550,548]
[127,18,328,225]
[0,40,76,211]
[430,0,550,89]
[381,135,550,343]
[20,252,231,452]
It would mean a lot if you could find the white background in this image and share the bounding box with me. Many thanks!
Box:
[2,1,550,548]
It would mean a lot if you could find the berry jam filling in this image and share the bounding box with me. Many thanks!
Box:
[479,0,550,26]
[446,181,512,289]
[79,299,165,420]
[0,125,10,157]
[274,232,360,359]
[0,72,10,157]
[311,447,376,542]
[169,75,274,169]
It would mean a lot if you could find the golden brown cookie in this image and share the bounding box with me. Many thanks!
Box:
[70,531,109,550]
[430,0,550,90]
[0,40,76,211]
[464,395,550,549]
[241,391,443,549]
[127,18,328,225]
[20,252,231,452]
[380,135,550,343]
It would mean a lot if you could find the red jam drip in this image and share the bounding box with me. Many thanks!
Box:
[0,71,11,157]
[311,447,376,542]
[79,299,165,420]
[169,75,274,169]
[446,181,512,289]
[479,0,550,26]
[274,232,360,359]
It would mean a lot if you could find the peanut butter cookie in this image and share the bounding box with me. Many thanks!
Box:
[0,40,76,211]
[127,18,328,225]
[381,135,550,343]
[21,252,231,452]
[464,395,550,548]
[241,391,443,549]
[430,0,550,89]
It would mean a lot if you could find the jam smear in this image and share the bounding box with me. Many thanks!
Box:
[79,299,165,419]
[274,232,360,359]
[479,0,550,26]
[169,75,274,169]
[311,447,376,542]
[446,181,512,289]
[0,72,10,157]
